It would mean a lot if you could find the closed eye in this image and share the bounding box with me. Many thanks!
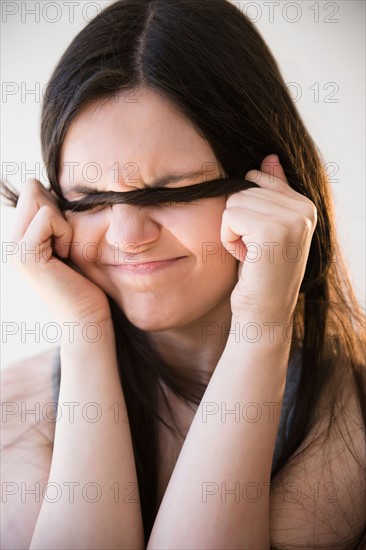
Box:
[59,192,110,213]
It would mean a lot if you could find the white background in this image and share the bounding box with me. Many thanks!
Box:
[1,0,365,368]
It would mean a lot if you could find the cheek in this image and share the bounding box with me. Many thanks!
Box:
[65,211,106,266]
[159,198,224,239]
[191,205,239,292]
[163,204,238,285]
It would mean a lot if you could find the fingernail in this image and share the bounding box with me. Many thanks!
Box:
[245,169,260,181]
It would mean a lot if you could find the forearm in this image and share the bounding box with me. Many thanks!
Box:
[30,321,144,550]
[147,315,293,550]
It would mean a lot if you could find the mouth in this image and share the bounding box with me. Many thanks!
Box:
[107,256,188,274]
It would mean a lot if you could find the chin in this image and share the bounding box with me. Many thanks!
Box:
[114,297,178,332]
[124,312,180,332]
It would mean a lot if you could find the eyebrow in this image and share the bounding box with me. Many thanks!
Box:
[61,170,215,193]
[149,170,215,188]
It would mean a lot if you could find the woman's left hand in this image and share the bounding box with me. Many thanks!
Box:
[221,154,317,323]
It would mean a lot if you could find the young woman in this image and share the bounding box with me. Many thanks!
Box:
[1,1,365,548]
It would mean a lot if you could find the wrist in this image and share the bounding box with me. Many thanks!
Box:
[228,311,295,348]
[60,317,115,348]
[218,326,291,399]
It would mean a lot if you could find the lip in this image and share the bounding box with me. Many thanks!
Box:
[107,256,188,274]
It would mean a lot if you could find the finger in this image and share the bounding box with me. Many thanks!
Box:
[221,207,271,245]
[221,208,283,262]
[244,168,302,198]
[245,153,293,195]
[12,179,62,242]
[260,154,288,183]
[221,204,317,261]
[17,204,73,265]
[222,200,305,237]
[226,187,315,212]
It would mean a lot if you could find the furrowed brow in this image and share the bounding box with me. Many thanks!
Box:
[62,184,100,194]
[148,170,212,188]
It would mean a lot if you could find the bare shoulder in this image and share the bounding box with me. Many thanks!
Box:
[2,346,59,385]
[269,372,366,549]
[1,348,60,549]
[2,347,58,382]
[1,347,60,449]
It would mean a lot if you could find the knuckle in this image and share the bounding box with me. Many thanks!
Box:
[38,204,53,216]
[226,191,242,208]
[222,207,231,220]
[295,212,312,232]
[24,178,42,193]
[17,179,42,203]
[225,195,236,209]
[25,177,39,186]
[311,205,318,223]
[303,199,318,220]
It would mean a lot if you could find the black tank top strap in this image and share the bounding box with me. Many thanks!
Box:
[51,346,61,411]
[271,346,303,473]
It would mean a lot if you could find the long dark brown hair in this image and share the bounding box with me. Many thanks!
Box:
[2,1,365,547]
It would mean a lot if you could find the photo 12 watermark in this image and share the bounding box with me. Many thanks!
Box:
[201,479,339,504]
[1,320,104,344]
[2,399,129,424]
[232,1,340,24]
[1,1,105,24]
[1,480,139,504]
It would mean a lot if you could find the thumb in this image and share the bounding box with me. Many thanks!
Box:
[260,154,288,184]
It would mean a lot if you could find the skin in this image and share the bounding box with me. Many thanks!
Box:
[55,87,316,378]
[10,86,321,549]
[11,85,318,390]
[58,87,240,376]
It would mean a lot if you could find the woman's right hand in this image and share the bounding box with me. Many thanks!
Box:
[10,178,112,327]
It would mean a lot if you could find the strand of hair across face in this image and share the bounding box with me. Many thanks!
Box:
[54,178,261,212]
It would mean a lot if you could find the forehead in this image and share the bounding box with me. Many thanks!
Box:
[58,87,220,188]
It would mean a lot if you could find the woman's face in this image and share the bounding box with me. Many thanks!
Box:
[58,87,238,331]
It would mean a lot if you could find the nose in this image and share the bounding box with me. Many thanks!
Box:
[104,203,161,253]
